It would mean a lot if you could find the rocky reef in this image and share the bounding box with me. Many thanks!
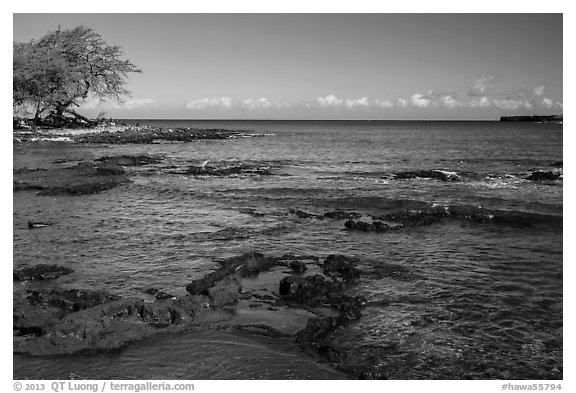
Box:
[72,127,241,144]
[13,154,167,196]
[13,161,129,195]
[13,251,366,375]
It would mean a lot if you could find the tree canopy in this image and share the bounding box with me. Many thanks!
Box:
[13,26,141,125]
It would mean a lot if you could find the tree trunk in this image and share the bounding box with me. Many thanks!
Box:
[34,101,41,120]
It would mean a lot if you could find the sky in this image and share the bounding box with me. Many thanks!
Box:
[13,13,563,120]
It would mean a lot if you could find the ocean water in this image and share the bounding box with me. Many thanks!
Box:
[13,120,562,379]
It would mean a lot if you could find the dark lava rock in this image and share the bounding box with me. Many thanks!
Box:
[28,220,53,229]
[289,208,324,219]
[95,155,162,166]
[73,161,125,176]
[26,288,120,312]
[185,252,270,300]
[14,161,129,195]
[14,264,73,281]
[14,297,192,355]
[295,316,339,344]
[380,208,449,227]
[155,291,176,300]
[279,274,342,305]
[526,171,561,181]
[278,253,320,262]
[323,211,362,220]
[295,294,364,344]
[14,288,120,337]
[206,276,241,307]
[185,265,237,295]
[93,163,125,176]
[323,255,361,281]
[289,260,308,273]
[238,208,266,217]
[393,170,459,181]
[550,161,563,167]
[223,251,279,277]
[182,164,272,177]
[73,127,241,144]
[14,167,48,175]
[344,219,391,232]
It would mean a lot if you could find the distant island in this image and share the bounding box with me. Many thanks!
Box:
[500,114,562,123]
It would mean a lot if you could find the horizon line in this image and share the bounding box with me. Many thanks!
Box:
[114,118,505,122]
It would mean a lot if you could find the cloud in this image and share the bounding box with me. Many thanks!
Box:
[410,93,433,108]
[185,97,232,110]
[345,97,370,109]
[241,97,288,110]
[465,96,491,108]
[468,73,499,97]
[317,94,344,108]
[374,99,394,108]
[315,95,397,110]
[491,98,533,111]
[440,95,460,109]
[396,98,409,108]
[398,79,562,113]
[80,97,157,111]
[533,85,546,96]
[541,97,554,108]
[242,97,272,109]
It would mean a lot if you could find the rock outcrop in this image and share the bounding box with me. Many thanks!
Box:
[13,264,73,281]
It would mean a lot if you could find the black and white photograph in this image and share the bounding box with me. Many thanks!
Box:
[12,10,564,385]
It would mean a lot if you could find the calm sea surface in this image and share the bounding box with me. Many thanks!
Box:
[13,120,563,379]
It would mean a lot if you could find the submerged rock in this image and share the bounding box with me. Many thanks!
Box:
[288,209,324,219]
[393,170,460,181]
[289,260,308,273]
[323,255,361,281]
[526,171,561,181]
[13,264,73,281]
[195,165,271,176]
[380,207,450,227]
[155,291,176,300]
[344,219,392,232]
[95,155,162,166]
[13,161,129,195]
[323,211,362,220]
[27,220,54,229]
[14,168,48,175]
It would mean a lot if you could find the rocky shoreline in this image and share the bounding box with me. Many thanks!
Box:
[14,252,370,377]
[13,123,259,144]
